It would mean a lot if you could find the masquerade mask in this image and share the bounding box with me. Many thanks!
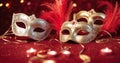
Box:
[60,9,105,43]
[12,13,52,41]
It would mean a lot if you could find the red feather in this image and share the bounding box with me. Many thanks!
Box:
[39,0,73,34]
[100,1,120,34]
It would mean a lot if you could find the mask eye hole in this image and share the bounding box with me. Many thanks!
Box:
[62,29,70,35]
[77,18,87,23]
[77,30,89,35]
[16,22,26,28]
[34,28,45,32]
[94,20,103,25]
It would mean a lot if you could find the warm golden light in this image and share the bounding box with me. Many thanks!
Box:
[0,3,3,7]
[101,47,112,53]
[26,48,37,57]
[62,50,71,55]
[47,51,57,55]
[100,47,112,55]
[5,3,10,7]
[20,0,24,3]
[26,48,37,53]
[43,60,55,63]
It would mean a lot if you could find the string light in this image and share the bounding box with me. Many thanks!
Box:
[0,3,3,7]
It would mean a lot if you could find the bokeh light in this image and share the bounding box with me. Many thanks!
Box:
[5,3,10,8]
[20,0,24,3]
[73,3,77,7]
[0,3,3,7]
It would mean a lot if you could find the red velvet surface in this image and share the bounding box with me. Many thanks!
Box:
[0,36,120,63]
[0,0,120,63]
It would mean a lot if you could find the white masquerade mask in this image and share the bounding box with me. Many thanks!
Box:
[12,13,52,41]
[60,9,106,43]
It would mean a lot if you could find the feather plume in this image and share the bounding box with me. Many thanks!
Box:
[99,1,120,34]
[39,0,73,34]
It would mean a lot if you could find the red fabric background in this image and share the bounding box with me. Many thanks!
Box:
[0,36,120,63]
